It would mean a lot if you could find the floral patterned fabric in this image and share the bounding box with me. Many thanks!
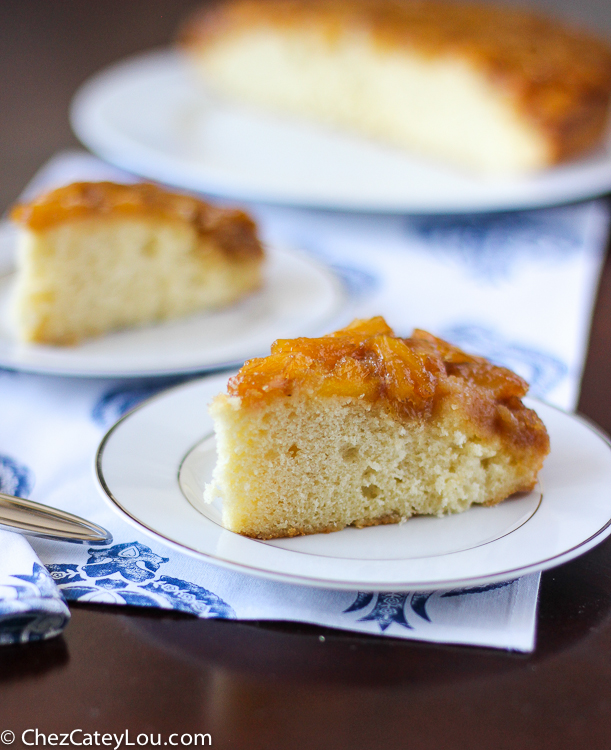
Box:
[0,532,69,645]
[0,152,608,650]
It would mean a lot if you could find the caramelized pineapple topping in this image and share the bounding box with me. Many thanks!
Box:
[228,317,531,423]
[11,182,263,260]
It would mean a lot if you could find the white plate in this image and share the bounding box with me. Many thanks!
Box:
[96,374,611,591]
[72,50,611,214]
[0,230,347,377]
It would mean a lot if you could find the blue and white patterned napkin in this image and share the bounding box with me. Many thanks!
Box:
[0,530,69,645]
[1,151,609,650]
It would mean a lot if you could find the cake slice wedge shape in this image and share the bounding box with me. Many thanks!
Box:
[10,181,265,345]
[205,317,549,539]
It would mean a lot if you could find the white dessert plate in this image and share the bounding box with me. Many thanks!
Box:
[96,374,611,591]
[0,224,347,378]
[71,50,611,215]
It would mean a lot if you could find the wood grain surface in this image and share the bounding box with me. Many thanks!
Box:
[1,2,611,748]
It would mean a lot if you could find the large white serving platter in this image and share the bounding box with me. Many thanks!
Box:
[96,374,611,591]
[72,50,611,215]
[0,225,347,378]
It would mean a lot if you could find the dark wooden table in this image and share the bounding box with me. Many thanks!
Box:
[3,2,611,748]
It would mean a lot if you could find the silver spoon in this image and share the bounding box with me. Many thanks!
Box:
[0,492,112,544]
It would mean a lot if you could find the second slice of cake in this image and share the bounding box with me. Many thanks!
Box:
[205,317,549,539]
[10,182,265,345]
